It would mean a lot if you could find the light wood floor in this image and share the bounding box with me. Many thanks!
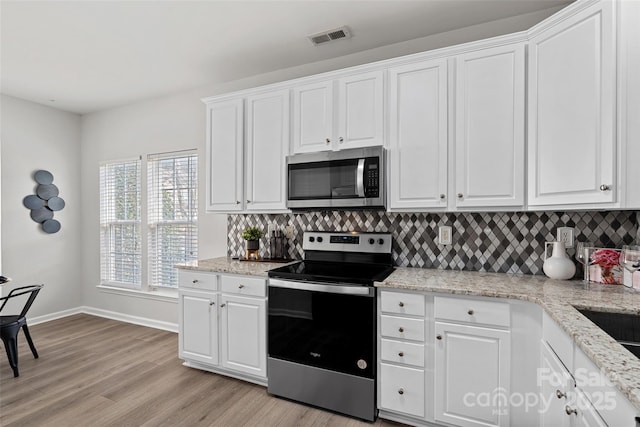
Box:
[0,314,406,427]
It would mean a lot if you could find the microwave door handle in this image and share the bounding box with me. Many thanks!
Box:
[356,159,365,197]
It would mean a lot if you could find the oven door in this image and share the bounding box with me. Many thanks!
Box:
[286,147,384,209]
[268,279,376,379]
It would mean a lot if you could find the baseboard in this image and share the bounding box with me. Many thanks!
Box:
[28,306,178,333]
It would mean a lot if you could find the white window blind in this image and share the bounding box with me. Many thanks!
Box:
[100,160,142,288]
[148,151,198,288]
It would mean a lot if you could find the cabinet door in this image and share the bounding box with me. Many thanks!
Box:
[245,89,289,211]
[179,289,218,365]
[455,43,525,208]
[337,70,385,150]
[388,59,448,210]
[528,1,616,206]
[540,341,572,427]
[434,321,511,427]
[574,389,608,427]
[205,98,244,212]
[219,294,266,379]
[292,80,333,153]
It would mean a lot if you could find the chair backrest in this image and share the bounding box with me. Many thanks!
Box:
[0,284,44,318]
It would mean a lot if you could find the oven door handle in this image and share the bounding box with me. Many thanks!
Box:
[269,278,374,297]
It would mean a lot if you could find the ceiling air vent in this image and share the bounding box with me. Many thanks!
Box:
[308,26,351,46]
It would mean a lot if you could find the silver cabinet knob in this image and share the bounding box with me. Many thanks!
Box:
[436,335,442,340]
[398,302,404,307]
[398,327,404,333]
[209,301,215,306]
[192,279,198,284]
[600,184,611,191]
[236,201,240,204]
[440,194,446,199]
[457,193,463,199]
[326,138,330,144]
[556,390,566,399]
[398,351,404,357]
[398,388,404,395]
[468,309,474,315]
[220,303,226,308]
[565,406,577,416]
[339,137,344,143]
[238,284,245,289]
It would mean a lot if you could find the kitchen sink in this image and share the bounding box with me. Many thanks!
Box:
[577,309,640,359]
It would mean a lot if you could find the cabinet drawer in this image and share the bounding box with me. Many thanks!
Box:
[221,275,266,297]
[380,291,425,316]
[380,315,425,342]
[435,296,510,327]
[178,270,218,291]
[380,338,425,368]
[380,363,425,418]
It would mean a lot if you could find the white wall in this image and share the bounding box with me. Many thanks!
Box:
[0,94,82,316]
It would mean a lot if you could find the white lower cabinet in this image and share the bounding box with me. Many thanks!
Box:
[540,340,573,427]
[380,363,426,418]
[434,321,511,427]
[219,293,266,378]
[178,270,267,385]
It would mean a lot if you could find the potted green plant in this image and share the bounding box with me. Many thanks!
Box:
[242,226,263,258]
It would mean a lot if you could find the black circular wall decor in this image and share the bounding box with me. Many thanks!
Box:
[24,169,65,234]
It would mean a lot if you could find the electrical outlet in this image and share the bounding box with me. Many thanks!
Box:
[557,227,575,248]
[284,225,294,239]
[439,226,452,245]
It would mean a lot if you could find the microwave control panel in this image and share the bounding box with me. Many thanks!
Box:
[365,158,379,197]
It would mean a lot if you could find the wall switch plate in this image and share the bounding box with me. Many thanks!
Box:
[557,227,575,248]
[439,226,452,245]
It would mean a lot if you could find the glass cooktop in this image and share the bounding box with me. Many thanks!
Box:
[268,260,394,286]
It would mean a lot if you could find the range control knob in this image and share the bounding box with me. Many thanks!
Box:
[309,236,315,242]
[317,236,323,243]
[369,238,375,245]
[378,238,385,245]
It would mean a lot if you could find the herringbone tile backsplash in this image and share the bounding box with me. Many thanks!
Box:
[228,211,639,275]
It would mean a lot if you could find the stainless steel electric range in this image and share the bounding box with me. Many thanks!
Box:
[267,231,394,422]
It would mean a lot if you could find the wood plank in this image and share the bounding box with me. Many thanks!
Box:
[0,314,405,426]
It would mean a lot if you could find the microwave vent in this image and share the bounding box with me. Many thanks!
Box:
[308,26,351,46]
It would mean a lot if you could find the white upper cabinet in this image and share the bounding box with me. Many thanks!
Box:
[527,0,616,207]
[337,71,385,150]
[205,98,244,212]
[292,70,384,153]
[455,43,525,209]
[245,89,290,211]
[292,81,334,153]
[388,59,448,210]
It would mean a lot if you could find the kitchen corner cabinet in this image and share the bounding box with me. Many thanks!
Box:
[292,70,384,153]
[245,89,289,211]
[388,58,449,210]
[527,0,616,207]
[454,43,525,209]
[434,296,511,427]
[178,270,267,385]
[205,99,244,212]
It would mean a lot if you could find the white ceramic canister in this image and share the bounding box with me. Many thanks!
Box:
[543,241,576,280]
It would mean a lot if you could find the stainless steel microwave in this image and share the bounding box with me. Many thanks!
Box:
[286,147,386,210]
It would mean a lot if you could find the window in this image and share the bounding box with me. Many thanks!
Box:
[99,151,198,293]
[100,159,142,288]
[148,151,198,288]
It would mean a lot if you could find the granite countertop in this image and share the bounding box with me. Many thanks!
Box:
[176,256,294,277]
[376,267,640,411]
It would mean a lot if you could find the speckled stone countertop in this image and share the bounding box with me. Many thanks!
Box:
[176,256,294,277]
[376,267,640,411]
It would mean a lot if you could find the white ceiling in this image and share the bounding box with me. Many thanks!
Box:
[1,0,570,115]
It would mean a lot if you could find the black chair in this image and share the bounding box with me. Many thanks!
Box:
[0,284,43,377]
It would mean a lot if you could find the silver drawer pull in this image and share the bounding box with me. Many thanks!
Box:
[209,301,215,306]
[398,388,404,395]
[398,302,404,307]
[239,284,245,289]
[398,327,404,333]
[192,279,198,284]
[468,309,474,315]
[556,390,566,399]
[220,303,226,308]
[436,335,442,340]
[565,406,577,416]
[398,351,404,357]
[599,184,611,191]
